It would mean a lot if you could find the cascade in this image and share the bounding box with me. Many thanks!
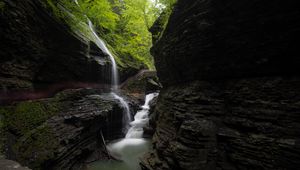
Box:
[87,20,119,89]
[97,93,158,170]
[125,93,159,138]
[72,2,158,169]
[111,92,131,132]
[73,0,132,129]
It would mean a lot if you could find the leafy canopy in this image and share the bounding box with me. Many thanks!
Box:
[45,0,176,69]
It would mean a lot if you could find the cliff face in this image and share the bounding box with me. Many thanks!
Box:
[0,0,143,168]
[0,0,112,90]
[1,88,132,169]
[142,0,300,169]
[152,0,299,87]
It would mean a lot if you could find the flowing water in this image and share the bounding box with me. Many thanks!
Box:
[82,2,131,128]
[73,1,156,169]
[88,93,158,170]
[126,93,159,138]
[87,20,119,89]
[111,92,131,132]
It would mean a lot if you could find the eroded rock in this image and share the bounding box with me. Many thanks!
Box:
[142,0,300,169]
[1,89,128,169]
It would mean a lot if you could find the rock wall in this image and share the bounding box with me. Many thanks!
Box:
[1,88,127,169]
[142,0,300,169]
[0,0,111,90]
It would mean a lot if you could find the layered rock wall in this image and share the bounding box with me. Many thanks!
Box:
[142,0,300,169]
[2,89,126,169]
[0,0,110,90]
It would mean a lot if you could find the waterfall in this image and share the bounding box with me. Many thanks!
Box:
[111,92,131,132]
[125,93,159,138]
[87,18,131,130]
[87,20,119,89]
[73,0,131,130]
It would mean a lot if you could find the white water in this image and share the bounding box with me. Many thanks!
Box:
[86,21,132,129]
[73,0,131,128]
[87,20,119,89]
[111,92,131,132]
[125,93,159,138]
[88,93,159,170]
[74,0,118,89]
[88,21,131,127]
[72,2,156,169]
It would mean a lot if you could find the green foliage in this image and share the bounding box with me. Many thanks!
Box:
[44,0,176,70]
[79,0,119,31]
[150,5,174,44]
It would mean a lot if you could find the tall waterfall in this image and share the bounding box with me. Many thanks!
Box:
[87,20,119,89]
[86,17,131,130]
[73,0,131,130]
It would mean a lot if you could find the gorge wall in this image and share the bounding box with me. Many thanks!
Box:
[142,0,300,169]
[0,0,142,169]
[0,0,117,91]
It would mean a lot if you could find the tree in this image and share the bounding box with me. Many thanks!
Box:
[45,0,175,69]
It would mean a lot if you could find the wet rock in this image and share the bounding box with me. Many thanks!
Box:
[121,70,161,95]
[0,0,111,90]
[142,0,300,169]
[152,0,300,87]
[0,159,31,170]
[142,79,300,170]
[1,88,128,169]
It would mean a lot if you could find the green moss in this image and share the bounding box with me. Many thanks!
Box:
[13,125,59,169]
[0,1,5,11]
[2,100,59,136]
[150,8,173,45]
[1,98,60,169]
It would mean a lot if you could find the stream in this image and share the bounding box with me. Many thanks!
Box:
[72,1,158,169]
[87,93,158,170]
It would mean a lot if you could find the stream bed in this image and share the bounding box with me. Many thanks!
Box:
[87,93,158,170]
[87,139,151,170]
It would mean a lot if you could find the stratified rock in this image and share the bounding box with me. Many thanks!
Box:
[152,0,299,87]
[0,0,111,90]
[1,89,126,169]
[121,70,161,94]
[0,159,31,170]
[142,0,300,169]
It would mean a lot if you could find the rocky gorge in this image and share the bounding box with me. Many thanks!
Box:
[0,0,300,170]
[141,0,300,169]
[0,0,158,169]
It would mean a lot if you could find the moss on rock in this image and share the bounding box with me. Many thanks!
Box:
[2,100,59,136]
[13,125,59,169]
[0,98,60,168]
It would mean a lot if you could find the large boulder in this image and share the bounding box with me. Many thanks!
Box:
[142,0,300,169]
